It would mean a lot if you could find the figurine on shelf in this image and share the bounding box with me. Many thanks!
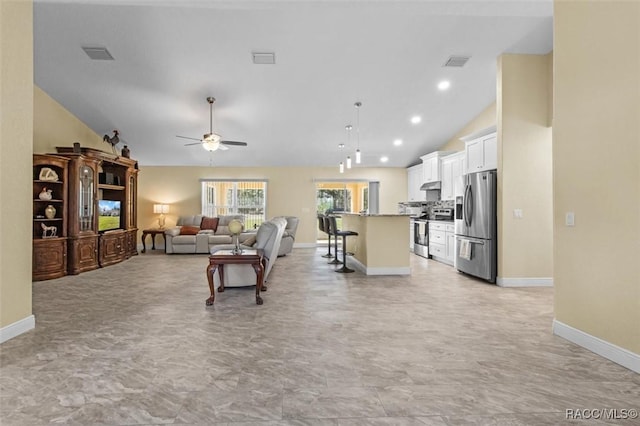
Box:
[41,223,57,238]
[121,145,130,158]
[38,188,53,201]
[39,167,58,181]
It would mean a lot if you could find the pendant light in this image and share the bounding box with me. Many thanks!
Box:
[339,161,344,173]
[345,125,353,169]
[354,101,362,164]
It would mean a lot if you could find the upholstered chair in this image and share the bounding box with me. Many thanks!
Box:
[277,216,299,256]
[209,217,287,289]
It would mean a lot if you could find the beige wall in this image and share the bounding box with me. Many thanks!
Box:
[0,1,34,331]
[554,1,640,353]
[138,166,407,245]
[439,102,496,152]
[497,53,553,280]
[34,86,104,153]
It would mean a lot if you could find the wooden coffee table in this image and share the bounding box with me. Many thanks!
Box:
[206,249,266,305]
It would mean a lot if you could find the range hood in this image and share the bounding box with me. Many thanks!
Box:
[420,181,441,191]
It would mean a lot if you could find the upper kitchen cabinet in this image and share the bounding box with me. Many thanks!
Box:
[441,151,465,200]
[465,132,497,174]
[406,164,424,201]
[420,151,454,184]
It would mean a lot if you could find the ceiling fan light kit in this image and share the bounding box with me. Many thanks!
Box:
[177,96,248,153]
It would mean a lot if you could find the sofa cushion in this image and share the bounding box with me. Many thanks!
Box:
[171,235,199,245]
[243,234,257,247]
[179,225,200,235]
[200,216,219,231]
[176,215,203,227]
[207,235,233,245]
[216,215,245,235]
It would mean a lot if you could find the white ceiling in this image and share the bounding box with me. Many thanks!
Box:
[34,0,553,168]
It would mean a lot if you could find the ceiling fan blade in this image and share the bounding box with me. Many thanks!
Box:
[176,135,202,142]
[220,140,248,146]
[183,142,203,146]
[218,145,229,151]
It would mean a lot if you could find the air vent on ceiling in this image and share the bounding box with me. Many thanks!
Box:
[252,52,275,65]
[81,46,114,60]
[443,56,470,67]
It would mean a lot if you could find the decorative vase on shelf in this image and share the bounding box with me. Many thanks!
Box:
[44,205,56,219]
[39,188,53,201]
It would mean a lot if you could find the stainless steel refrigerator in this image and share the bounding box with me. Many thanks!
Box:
[455,170,497,283]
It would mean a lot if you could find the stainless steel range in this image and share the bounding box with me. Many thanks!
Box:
[413,215,429,258]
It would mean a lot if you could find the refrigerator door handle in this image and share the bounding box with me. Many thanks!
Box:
[464,184,473,228]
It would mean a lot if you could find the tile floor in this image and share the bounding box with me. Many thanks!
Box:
[1,248,638,425]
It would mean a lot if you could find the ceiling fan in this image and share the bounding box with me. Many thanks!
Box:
[176,97,248,152]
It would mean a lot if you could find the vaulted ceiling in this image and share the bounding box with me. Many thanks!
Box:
[34,0,553,167]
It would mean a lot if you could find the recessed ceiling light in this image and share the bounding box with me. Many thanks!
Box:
[338,143,345,148]
[380,156,389,163]
[410,116,422,125]
[393,139,403,146]
[438,80,451,91]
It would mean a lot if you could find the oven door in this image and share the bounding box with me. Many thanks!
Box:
[414,221,427,246]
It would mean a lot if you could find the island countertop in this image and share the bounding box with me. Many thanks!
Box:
[339,213,410,276]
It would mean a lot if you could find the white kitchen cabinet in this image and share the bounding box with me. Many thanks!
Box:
[446,231,456,261]
[420,151,454,184]
[465,132,497,174]
[406,164,423,202]
[409,220,415,250]
[429,221,455,266]
[440,151,464,201]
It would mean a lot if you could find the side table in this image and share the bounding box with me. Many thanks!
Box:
[141,229,166,253]
[206,249,265,305]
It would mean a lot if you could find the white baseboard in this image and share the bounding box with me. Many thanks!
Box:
[0,315,35,344]
[497,277,553,287]
[349,256,410,276]
[294,243,319,249]
[553,319,640,373]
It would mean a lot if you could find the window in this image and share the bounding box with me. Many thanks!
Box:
[201,180,267,230]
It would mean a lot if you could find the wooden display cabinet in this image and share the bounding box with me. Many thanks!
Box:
[66,155,101,274]
[55,147,139,274]
[32,154,69,281]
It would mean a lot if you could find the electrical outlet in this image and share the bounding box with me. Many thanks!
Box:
[565,212,575,227]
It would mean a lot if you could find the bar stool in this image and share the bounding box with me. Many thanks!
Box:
[318,214,333,258]
[324,216,342,265]
[327,216,358,273]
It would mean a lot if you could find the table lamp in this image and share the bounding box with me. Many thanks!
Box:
[153,204,169,229]
[228,219,244,254]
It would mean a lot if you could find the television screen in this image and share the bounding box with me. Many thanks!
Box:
[98,200,121,232]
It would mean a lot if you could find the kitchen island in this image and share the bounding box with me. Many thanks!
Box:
[340,213,411,275]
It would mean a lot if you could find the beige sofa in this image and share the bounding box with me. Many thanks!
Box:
[164,215,255,254]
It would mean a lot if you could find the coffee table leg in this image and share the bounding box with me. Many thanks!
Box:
[217,265,225,293]
[206,263,217,306]
[252,263,265,305]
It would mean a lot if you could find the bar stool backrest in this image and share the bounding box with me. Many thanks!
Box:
[327,215,338,235]
[317,214,326,235]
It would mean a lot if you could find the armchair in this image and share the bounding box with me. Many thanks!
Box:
[209,217,287,290]
[277,216,299,257]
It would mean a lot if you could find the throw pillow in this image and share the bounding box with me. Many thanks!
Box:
[200,216,219,231]
[179,225,200,235]
[243,235,257,247]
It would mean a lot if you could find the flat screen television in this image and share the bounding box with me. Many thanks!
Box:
[98,200,121,232]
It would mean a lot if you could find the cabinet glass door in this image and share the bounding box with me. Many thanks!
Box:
[128,175,136,228]
[79,165,94,231]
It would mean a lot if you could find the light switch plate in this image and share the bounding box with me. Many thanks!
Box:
[566,212,575,226]
[513,209,523,219]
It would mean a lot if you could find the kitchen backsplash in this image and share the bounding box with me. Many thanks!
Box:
[425,200,454,218]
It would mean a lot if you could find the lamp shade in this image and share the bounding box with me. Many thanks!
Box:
[153,204,169,214]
